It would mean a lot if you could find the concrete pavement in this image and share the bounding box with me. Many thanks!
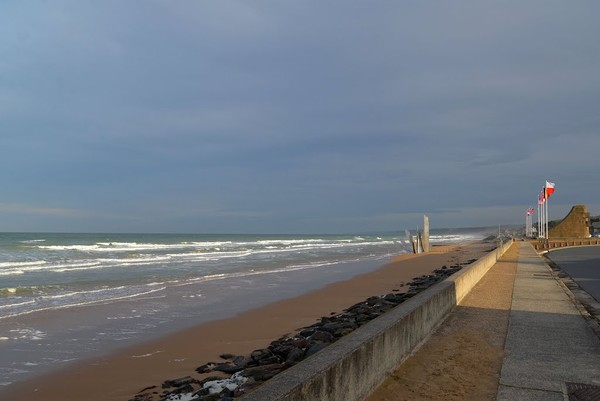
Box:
[497,242,600,400]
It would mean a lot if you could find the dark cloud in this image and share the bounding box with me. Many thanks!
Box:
[1,1,599,233]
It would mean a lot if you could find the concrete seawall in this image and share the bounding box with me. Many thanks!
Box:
[240,240,512,401]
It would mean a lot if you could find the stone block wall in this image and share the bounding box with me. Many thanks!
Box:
[548,205,590,238]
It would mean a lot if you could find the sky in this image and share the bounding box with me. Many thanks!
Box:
[1,1,599,234]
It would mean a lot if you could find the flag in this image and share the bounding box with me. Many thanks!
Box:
[545,181,555,198]
[539,191,545,204]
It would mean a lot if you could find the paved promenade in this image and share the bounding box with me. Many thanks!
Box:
[368,242,600,401]
[497,242,600,400]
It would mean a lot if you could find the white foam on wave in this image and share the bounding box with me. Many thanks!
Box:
[2,255,172,276]
[0,261,48,276]
[429,233,485,244]
[0,299,36,309]
[36,241,233,253]
[0,260,47,268]
[0,286,167,320]
[7,237,401,278]
[9,328,47,341]
[131,350,163,358]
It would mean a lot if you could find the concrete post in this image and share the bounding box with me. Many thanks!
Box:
[423,215,430,253]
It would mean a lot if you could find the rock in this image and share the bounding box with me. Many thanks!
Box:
[299,328,316,338]
[284,347,304,365]
[345,303,370,315]
[196,362,216,374]
[383,293,405,304]
[199,394,220,401]
[162,376,197,389]
[250,349,273,363]
[232,355,253,368]
[308,330,334,343]
[135,385,157,394]
[199,376,224,386]
[355,313,371,326]
[287,337,308,348]
[170,383,194,394]
[241,363,286,381]
[233,381,262,397]
[270,344,296,358]
[213,363,243,374]
[321,321,357,337]
[334,327,355,337]
[258,355,281,365]
[305,342,329,358]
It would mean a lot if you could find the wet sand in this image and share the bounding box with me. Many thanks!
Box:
[3,242,491,401]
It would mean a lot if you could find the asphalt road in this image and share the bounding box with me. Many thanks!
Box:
[546,245,600,302]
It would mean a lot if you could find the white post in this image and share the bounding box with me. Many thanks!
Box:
[538,202,542,238]
[541,198,546,238]
[540,202,543,238]
[543,201,546,238]
[545,197,549,240]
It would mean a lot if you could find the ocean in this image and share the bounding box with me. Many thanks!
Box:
[0,230,488,388]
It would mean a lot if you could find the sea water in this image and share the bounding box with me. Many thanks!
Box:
[0,230,487,388]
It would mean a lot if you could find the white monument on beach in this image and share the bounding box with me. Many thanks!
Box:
[409,215,430,254]
[422,215,430,253]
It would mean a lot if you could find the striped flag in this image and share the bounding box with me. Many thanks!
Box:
[545,181,556,198]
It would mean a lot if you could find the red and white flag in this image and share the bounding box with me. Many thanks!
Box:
[545,181,555,198]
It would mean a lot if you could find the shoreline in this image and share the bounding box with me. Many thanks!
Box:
[3,242,491,401]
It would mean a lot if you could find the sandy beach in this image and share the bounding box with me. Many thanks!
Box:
[3,242,491,401]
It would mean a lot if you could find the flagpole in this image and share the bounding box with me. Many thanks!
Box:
[542,191,546,239]
[538,195,542,238]
[545,196,549,240]
[540,193,543,238]
[541,199,544,238]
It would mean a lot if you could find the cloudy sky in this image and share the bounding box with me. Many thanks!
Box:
[1,1,599,234]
